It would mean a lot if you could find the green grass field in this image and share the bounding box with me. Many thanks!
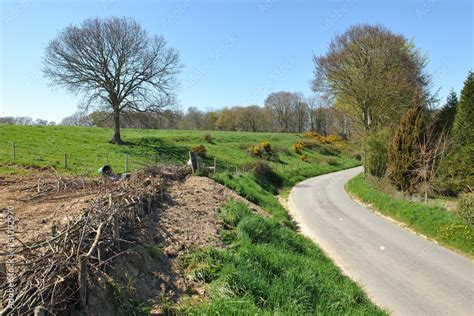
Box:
[0,125,358,175]
[346,174,474,256]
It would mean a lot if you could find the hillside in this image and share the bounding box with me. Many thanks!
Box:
[0,125,360,175]
[0,125,380,314]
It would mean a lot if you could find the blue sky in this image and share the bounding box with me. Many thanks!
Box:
[0,0,472,122]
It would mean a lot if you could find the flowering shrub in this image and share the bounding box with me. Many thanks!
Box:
[292,140,305,154]
[249,140,275,161]
[303,131,339,144]
[300,154,308,162]
[438,223,473,242]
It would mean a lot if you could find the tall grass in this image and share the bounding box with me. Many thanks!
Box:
[346,174,474,256]
[179,201,386,315]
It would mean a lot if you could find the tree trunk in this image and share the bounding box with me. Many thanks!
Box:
[110,109,123,144]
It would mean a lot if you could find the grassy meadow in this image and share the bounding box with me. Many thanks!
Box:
[0,125,358,175]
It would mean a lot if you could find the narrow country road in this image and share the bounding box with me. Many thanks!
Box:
[288,166,474,315]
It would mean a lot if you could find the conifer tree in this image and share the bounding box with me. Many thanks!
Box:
[432,89,457,136]
[436,71,474,194]
[388,106,425,193]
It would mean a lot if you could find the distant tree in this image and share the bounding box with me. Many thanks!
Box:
[294,98,309,133]
[215,107,237,131]
[0,116,34,125]
[388,106,426,193]
[436,71,474,194]
[432,89,457,137]
[61,111,93,126]
[180,107,204,130]
[307,96,323,132]
[203,111,219,130]
[234,105,265,132]
[312,24,433,132]
[35,119,48,126]
[43,17,181,144]
[264,91,301,132]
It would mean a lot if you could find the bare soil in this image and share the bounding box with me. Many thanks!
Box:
[0,170,267,314]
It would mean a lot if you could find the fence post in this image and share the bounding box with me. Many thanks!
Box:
[79,256,88,311]
[125,153,129,172]
[64,153,68,168]
[12,142,16,160]
[214,158,217,173]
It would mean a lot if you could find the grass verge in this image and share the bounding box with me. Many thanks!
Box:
[179,201,386,315]
[346,173,474,256]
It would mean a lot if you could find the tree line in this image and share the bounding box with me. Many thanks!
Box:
[58,93,353,137]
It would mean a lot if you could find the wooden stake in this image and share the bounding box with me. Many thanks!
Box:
[125,153,129,172]
[79,256,88,310]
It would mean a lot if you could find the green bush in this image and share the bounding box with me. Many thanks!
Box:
[459,193,474,225]
[365,129,389,178]
[191,144,207,156]
[248,161,283,191]
[203,134,214,143]
[325,157,339,166]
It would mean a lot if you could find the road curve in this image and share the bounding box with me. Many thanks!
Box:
[288,166,474,315]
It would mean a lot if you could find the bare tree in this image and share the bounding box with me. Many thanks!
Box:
[264,91,301,132]
[43,17,181,144]
[61,111,93,126]
[416,125,449,203]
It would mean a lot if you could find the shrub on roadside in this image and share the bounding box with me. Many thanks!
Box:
[387,106,426,193]
[458,193,474,225]
[325,157,339,166]
[248,161,282,189]
[300,154,308,162]
[365,129,389,178]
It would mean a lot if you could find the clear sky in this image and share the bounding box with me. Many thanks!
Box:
[0,0,472,122]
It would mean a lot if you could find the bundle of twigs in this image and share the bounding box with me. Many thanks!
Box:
[0,165,190,315]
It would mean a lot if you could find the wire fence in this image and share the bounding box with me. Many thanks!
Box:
[0,141,303,176]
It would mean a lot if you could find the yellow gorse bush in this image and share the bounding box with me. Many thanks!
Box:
[303,131,339,144]
[292,140,305,153]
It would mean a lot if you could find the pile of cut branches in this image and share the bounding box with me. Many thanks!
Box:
[0,165,190,315]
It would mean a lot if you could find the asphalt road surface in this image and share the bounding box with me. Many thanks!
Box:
[288,166,474,315]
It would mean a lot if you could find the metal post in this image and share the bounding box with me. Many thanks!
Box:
[214,158,217,173]
[12,142,16,160]
[64,153,68,168]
